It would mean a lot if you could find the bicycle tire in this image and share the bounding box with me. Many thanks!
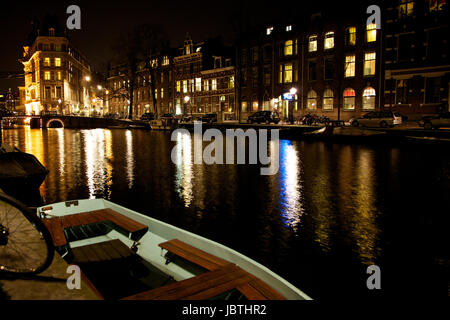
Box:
[0,192,54,275]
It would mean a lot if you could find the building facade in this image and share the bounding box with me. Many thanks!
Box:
[173,34,236,121]
[107,52,175,118]
[237,8,383,122]
[20,19,92,116]
[384,0,449,119]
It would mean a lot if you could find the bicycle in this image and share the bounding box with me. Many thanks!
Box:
[0,192,54,275]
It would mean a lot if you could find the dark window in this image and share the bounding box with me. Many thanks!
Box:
[324,58,334,80]
[263,45,272,61]
[396,79,409,104]
[398,34,413,61]
[425,77,441,103]
[308,61,317,81]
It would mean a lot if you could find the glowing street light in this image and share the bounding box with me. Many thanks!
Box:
[290,87,297,95]
[184,95,190,103]
[85,76,91,82]
[97,85,102,90]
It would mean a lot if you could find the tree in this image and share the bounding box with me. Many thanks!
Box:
[110,24,168,119]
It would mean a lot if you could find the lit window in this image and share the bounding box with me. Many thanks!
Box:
[230,76,235,88]
[195,78,201,91]
[279,65,283,84]
[266,26,274,35]
[204,79,209,91]
[286,25,292,32]
[55,58,61,67]
[346,27,356,46]
[57,71,62,80]
[399,0,415,17]
[176,81,181,92]
[241,101,247,112]
[343,88,356,110]
[212,79,217,90]
[183,80,188,93]
[366,23,377,42]
[345,55,356,77]
[308,35,317,52]
[284,63,293,83]
[307,90,317,110]
[190,79,194,92]
[364,52,376,76]
[429,0,446,12]
[323,89,334,110]
[162,56,169,66]
[363,87,376,110]
[44,71,51,80]
[324,32,334,49]
[155,89,158,99]
[161,88,164,98]
[284,40,293,56]
[44,57,50,66]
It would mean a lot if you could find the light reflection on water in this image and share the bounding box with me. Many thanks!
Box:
[1,127,448,299]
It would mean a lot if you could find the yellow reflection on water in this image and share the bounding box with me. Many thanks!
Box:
[125,130,134,189]
[84,129,107,199]
[173,131,193,207]
[351,149,380,265]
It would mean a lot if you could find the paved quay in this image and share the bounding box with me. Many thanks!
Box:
[0,253,100,300]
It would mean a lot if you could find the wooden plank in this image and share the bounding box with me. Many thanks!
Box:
[97,239,132,259]
[236,284,268,300]
[169,239,230,268]
[123,264,242,300]
[182,272,252,300]
[246,278,286,300]
[159,239,230,271]
[93,209,147,234]
[104,209,148,233]
[41,218,66,247]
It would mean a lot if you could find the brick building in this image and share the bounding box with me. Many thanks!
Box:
[384,0,449,119]
[173,34,236,121]
[237,5,383,122]
[106,51,175,118]
[20,17,92,115]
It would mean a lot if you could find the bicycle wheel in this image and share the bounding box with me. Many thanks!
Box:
[0,193,54,275]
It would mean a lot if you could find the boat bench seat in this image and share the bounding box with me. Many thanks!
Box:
[41,208,148,247]
[158,239,231,271]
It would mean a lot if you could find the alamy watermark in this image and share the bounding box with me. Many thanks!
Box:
[366,265,381,290]
[171,122,280,175]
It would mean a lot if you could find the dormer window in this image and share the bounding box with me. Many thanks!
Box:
[266,26,274,35]
[49,28,55,36]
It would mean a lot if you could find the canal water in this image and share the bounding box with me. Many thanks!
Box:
[2,127,449,300]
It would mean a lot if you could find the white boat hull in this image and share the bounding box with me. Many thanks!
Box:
[38,198,311,300]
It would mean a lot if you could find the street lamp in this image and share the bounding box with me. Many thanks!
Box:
[97,85,102,90]
[184,95,190,119]
[85,76,91,82]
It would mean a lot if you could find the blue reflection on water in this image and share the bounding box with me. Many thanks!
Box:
[278,140,304,232]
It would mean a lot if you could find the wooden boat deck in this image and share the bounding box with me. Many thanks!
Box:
[41,208,148,247]
[71,239,134,264]
[123,239,286,300]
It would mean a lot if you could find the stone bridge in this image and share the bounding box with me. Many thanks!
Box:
[3,115,121,129]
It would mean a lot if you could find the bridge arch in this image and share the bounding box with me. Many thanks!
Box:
[46,118,64,128]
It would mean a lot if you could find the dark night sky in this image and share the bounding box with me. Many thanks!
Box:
[0,0,359,92]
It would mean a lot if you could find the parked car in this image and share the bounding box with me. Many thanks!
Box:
[140,112,155,121]
[349,111,402,128]
[161,113,175,119]
[419,112,450,130]
[247,111,280,124]
[197,113,218,124]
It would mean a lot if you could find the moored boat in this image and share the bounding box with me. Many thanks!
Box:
[37,199,311,300]
[0,143,48,190]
